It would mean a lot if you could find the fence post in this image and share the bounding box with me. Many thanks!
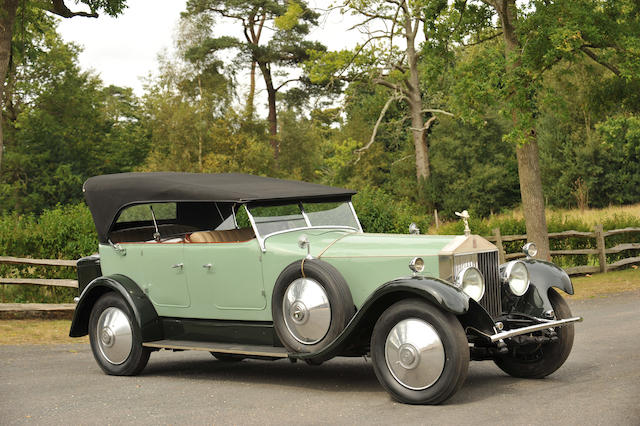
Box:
[595,223,607,273]
[434,209,440,230]
[493,228,506,264]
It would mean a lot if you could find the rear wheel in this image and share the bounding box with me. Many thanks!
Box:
[89,292,150,376]
[494,288,575,378]
[370,299,469,405]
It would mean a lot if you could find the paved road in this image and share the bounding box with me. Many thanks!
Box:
[1,292,639,425]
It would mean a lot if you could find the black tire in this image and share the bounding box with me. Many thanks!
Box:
[210,352,244,362]
[371,299,469,405]
[494,288,575,378]
[272,259,355,353]
[89,292,150,376]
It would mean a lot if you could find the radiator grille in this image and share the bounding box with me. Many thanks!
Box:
[477,250,502,318]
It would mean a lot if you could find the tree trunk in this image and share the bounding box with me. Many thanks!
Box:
[245,60,256,119]
[494,0,551,260]
[258,61,278,160]
[402,9,429,181]
[516,137,550,260]
[0,0,19,172]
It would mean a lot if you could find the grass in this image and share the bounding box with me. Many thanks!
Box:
[567,266,640,300]
[0,319,88,345]
[0,268,638,345]
[429,202,640,233]
[489,202,640,227]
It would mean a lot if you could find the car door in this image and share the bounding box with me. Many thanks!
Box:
[139,243,190,309]
[100,242,191,315]
[183,239,267,320]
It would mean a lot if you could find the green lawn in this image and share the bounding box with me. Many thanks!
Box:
[567,267,640,300]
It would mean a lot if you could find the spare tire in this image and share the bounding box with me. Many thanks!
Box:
[272,259,355,353]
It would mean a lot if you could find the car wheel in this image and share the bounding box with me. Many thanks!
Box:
[494,288,575,378]
[210,352,244,362]
[370,299,469,405]
[89,292,150,376]
[272,259,355,353]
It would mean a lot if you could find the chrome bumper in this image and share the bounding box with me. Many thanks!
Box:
[489,316,583,343]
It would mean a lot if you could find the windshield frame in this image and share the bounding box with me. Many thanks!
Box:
[244,201,362,252]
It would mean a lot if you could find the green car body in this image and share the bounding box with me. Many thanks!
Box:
[97,230,461,320]
[70,172,582,405]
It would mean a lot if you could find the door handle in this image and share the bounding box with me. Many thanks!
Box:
[171,263,184,269]
[202,263,213,270]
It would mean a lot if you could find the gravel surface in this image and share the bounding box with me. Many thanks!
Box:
[1,292,639,425]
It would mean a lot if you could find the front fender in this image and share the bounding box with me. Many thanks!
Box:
[69,274,162,341]
[502,258,575,317]
[297,276,470,361]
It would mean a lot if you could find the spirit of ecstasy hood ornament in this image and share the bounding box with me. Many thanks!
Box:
[455,210,471,237]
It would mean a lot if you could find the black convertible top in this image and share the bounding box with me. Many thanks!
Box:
[83,172,356,243]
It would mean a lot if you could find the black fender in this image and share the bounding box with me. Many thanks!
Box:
[296,276,470,361]
[501,258,574,317]
[69,274,163,342]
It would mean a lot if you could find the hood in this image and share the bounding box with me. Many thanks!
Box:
[318,233,461,258]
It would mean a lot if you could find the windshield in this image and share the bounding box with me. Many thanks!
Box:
[247,201,360,237]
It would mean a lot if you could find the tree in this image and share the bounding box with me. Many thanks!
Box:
[183,0,325,159]
[0,30,148,213]
[0,0,128,171]
[452,0,640,259]
[307,0,459,183]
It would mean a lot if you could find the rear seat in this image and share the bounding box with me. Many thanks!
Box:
[188,228,255,243]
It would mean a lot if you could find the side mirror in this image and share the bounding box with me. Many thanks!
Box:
[298,235,313,259]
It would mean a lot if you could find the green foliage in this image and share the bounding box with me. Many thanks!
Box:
[0,25,149,214]
[352,187,431,234]
[426,116,520,219]
[0,203,97,303]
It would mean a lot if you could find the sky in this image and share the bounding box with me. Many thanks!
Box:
[57,1,364,96]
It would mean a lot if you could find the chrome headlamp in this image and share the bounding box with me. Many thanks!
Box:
[522,242,538,258]
[456,266,485,301]
[504,261,530,296]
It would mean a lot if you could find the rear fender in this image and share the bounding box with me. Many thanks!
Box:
[69,274,162,341]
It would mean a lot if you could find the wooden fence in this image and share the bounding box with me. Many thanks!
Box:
[0,256,77,317]
[487,225,640,275]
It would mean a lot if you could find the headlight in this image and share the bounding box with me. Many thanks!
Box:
[409,257,424,273]
[522,242,538,258]
[456,266,485,301]
[505,261,530,296]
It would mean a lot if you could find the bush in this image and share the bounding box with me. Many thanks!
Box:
[352,187,431,234]
[0,203,97,303]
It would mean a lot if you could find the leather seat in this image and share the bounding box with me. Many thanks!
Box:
[189,228,255,243]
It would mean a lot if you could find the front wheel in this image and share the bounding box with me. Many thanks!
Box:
[89,292,150,376]
[370,299,469,405]
[494,288,575,378]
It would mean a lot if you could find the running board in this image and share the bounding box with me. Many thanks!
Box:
[143,340,289,358]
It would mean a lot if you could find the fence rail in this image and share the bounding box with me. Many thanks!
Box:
[0,257,78,317]
[0,256,78,288]
[488,225,640,275]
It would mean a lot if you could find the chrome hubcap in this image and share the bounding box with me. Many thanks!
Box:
[96,307,132,365]
[283,278,331,344]
[385,318,445,390]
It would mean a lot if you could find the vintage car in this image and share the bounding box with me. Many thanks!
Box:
[70,172,582,404]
